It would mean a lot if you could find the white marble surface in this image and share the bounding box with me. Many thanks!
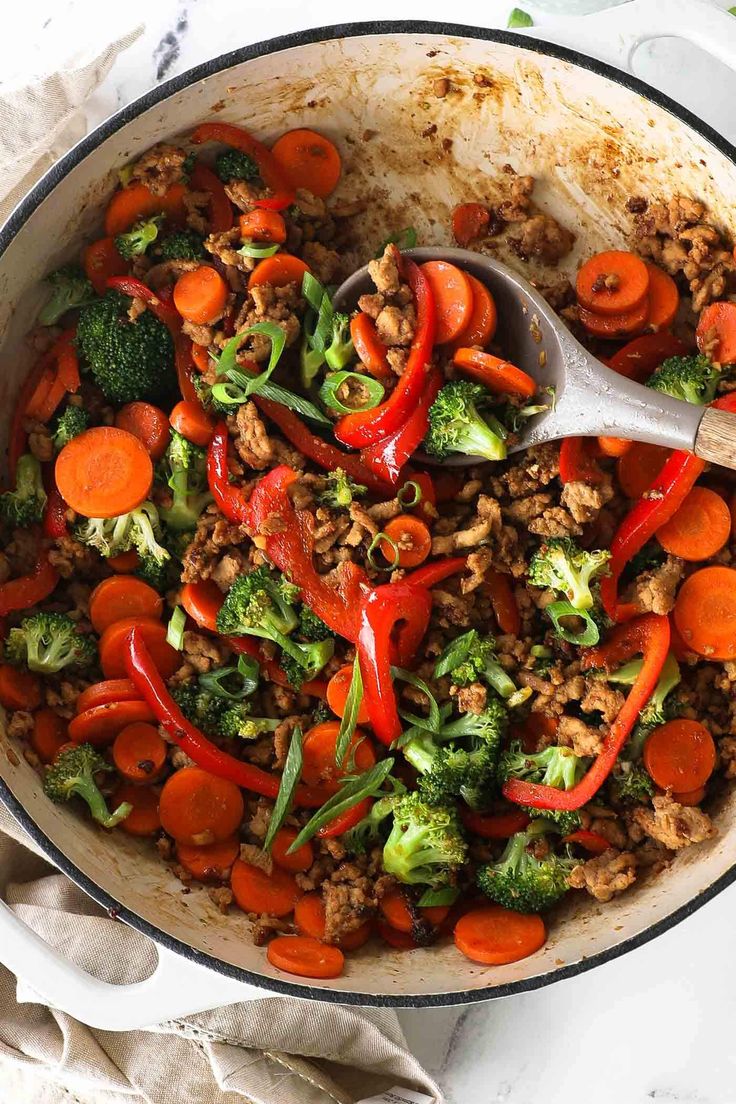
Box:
[4,1,736,1100]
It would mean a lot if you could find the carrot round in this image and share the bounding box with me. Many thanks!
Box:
[379,890,448,932]
[294,893,371,950]
[69,699,156,747]
[159,766,244,845]
[576,250,650,316]
[173,266,228,326]
[696,300,736,364]
[248,254,310,290]
[420,261,473,344]
[454,905,546,965]
[238,209,287,244]
[271,129,342,198]
[176,835,240,882]
[104,182,186,236]
[512,712,559,754]
[673,786,707,807]
[267,934,344,978]
[114,782,162,836]
[377,918,417,949]
[170,400,215,447]
[180,579,223,632]
[84,237,128,296]
[453,347,536,398]
[451,202,490,247]
[55,427,153,519]
[643,719,716,793]
[674,565,736,660]
[108,549,141,573]
[270,827,314,873]
[597,436,632,458]
[452,275,498,348]
[0,666,41,711]
[190,342,211,374]
[31,708,68,764]
[230,859,300,917]
[114,402,171,461]
[89,576,163,634]
[350,313,392,380]
[112,721,167,783]
[644,263,679,332]
[486,569,521,636]
[326,664,371,724]
[617,442,671,500]
[655,486,731,561]
[379,514,432,568]
[76,679,140,713]
[99,617,179,680]
[578,298,649,339]
[300,722,375,789]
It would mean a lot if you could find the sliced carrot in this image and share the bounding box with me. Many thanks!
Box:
[597,436,632,458]
[407,470,437,525]
[459,807,530,839]
[379,890,449,933]
[486,569,521,636]
[300,722,375,789]
[673,786,707,807]
[112,722,167,783]
[77,680,139,714]
[512,712,560,754]
[104,182,186,236]
[230,859,300,917]
[114,402,171,461]
[169,400,215,447]
[267,934,344,978]
[190,341,212,374]
[0,666,41,711]
[674,565,736,660]
[644,263,679,332]
[159,766,244,845]
[99,617,179,680]
[114,783,162,836]
[668,614,695,664]
[420,261,473,344]
[238,209,287,244]
[350,313,392,380]
[608,333,689,383]
[655,486,731,561]
[326,664,370,724]
[576,250,650,316]
[69,699,156,747]
[176,835,240,882]
[454,905,546,965]
[30,708,68,764]
[180,579,223,632]
[578,298,649,339]
[377,917,417,949]
[452,202,490,248]
[248,254,310,290]
[89,576,163,634]
[108,549,140,574]
[271,129,342,198]
[173,266,228,326]
[84,237,128,296]
[453,347,536,398]
[270,827,314,873]
[617,441,671,500]
[24,366,57,421]
[55,427,153,519]
[696,300,736,364]
[452,275,498,348]
[294,893,371,950]
[643,719,716,793]
[379,514,432,568]
[56,344,81,394]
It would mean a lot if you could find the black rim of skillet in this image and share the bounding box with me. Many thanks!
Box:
[2,20,736,1008]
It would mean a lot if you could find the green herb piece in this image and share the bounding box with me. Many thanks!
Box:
[287,758,396,853]
[263,726,303,852]
[508,7,533,28]
[334,655,363,767]
[166,606,186,650]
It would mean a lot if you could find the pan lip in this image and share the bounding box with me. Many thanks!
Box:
[2,19,736,1005]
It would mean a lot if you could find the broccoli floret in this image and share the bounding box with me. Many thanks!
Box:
[135,528,188,592]
[157,229,206,261]
[324,313,354,370]
[38,265,95,326]
[382,792,466,888]
[425,381,508,462]
[43,743,131,828]
[6,613,96,674]
[159,429,212,531]
[219,701,280,740]
[297,605,334,642]
[610,761,654,804]
[215,150,258,182]
[193,373,235,416]
[114,215,163,260]
[279,642,335,690]
[528,537,610,612]
[497,740,587,791]
[0,454,46,526]
[342,794,397,854]
[646,354,720,405]
[318,468,366,509]
[53,405,90,451]
[311,699,331,726]
[74,502,170,570]
[171,682,229,737]
[476,820,575,912]
[77,289,175,403]
[434,629,528,705]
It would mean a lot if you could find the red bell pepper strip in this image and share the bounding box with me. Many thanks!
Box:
[190,122,295,212]
[559,436,605,485]
[42,465,68,539]
[335,251,437,448]
[206,421,252,525]
[189,161,233,233]
[360,366,443,485]
[403,555,467,589]
[252,396,393,497]
[0,550,59,616]
[601,391,736,622]
[357,581,433,746]
[486,569,521,636]
[124,627,329,806]
[56,342,80,393]
[459,807,530,839]
[562,829,611,855]
[316,797,373,838]
[503,613,670,811]
[608,333,689,383]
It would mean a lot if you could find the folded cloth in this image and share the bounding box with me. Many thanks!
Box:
[0,30,442,1104]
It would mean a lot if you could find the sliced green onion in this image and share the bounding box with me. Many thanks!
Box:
[392,667,442,734]
[263,725,303,852]
[318,371,384,415]
[166,606,186,651]
[530,644,553,659]
[507,7,533,28]
[238,242,281,259]
[367,531,399,571]
[433,631,474,680]
[199,664,256,701]
[397,480,422,508]
[214,320,286,383]
[417,886,459,908]
[300,311,325,386]
[286,758,395,853]
[302,271,325,312]
[236,653,261,695]
[507,686,533,709]
[312,292,334,354]
[334,655,363,767]
[257,380,331,425]
[375,227,417,257]
[547,600,600,647]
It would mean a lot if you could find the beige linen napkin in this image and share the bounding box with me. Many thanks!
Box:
[0,33,443,1104]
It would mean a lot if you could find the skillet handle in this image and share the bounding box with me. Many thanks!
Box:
[0,897,270,1030]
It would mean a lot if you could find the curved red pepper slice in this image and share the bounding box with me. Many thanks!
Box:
[335,251,437,449]
[190,122,295,212]
[189,161,233,233]
[360,365,443,485]
[502,613,670,812]
[42,465,69,539]
[559,437,605,486]
[316,797,373,838]
[562,829,611,855]
[403,555,467,589]
[0,550,59,616]
[206,421,252,525]
[459,807,530,839]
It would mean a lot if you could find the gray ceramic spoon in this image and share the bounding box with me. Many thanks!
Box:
[333,246,736,470]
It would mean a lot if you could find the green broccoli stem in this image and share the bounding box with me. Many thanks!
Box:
[402,733,436,776]
[461,417,508,462]
[483,659,517,700]
[74,780,132,828]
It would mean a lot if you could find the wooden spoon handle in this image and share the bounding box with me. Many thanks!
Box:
[694,407,736,470]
